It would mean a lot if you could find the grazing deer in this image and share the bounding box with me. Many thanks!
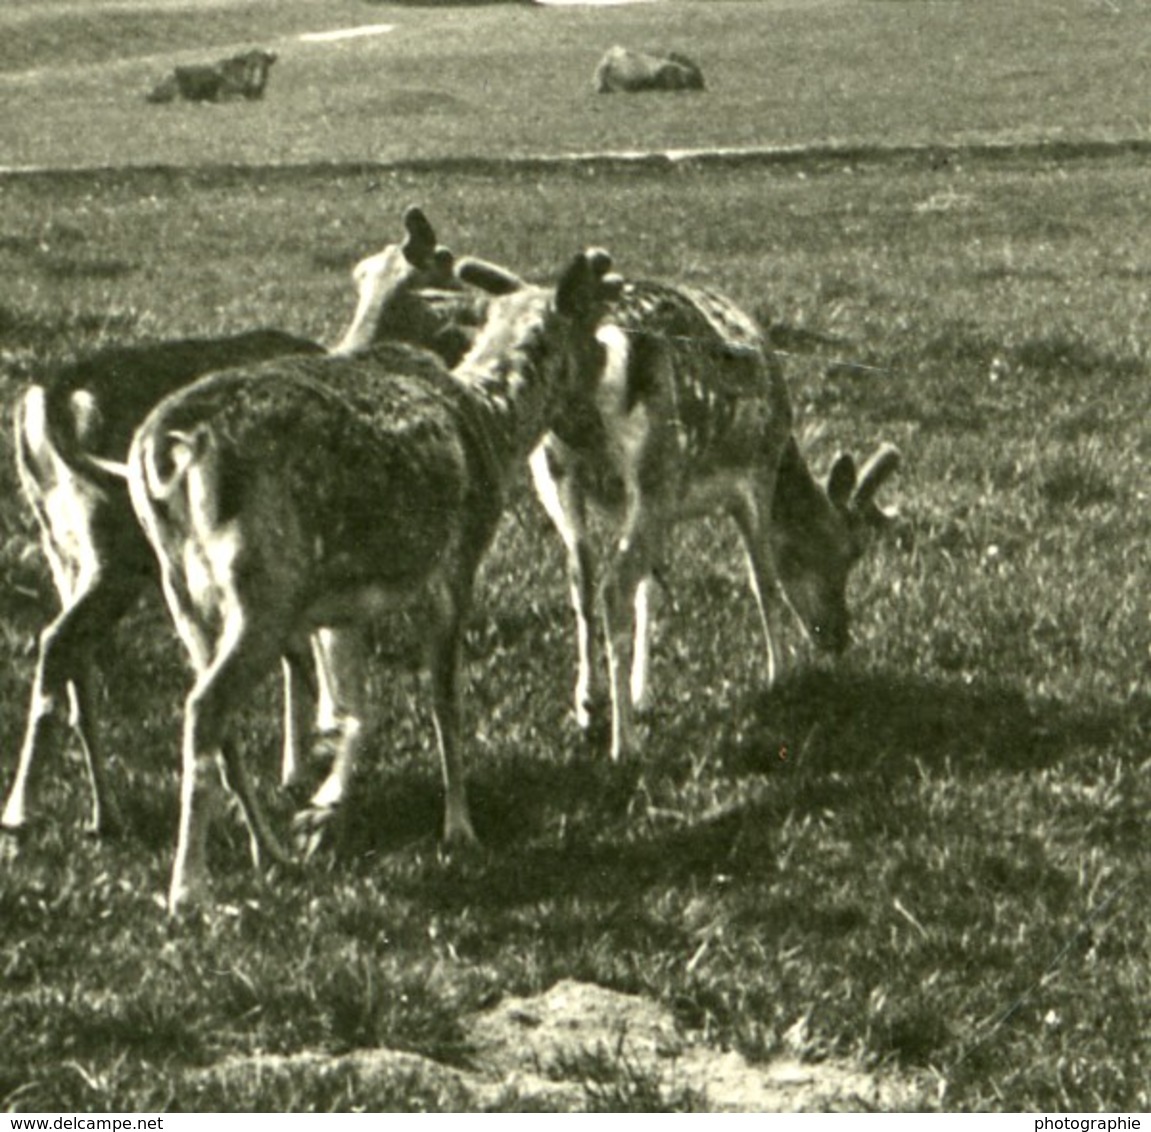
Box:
[125,249,621,914]
[505,278,900,761]
[1,206,481,838]
[3,331,323,837]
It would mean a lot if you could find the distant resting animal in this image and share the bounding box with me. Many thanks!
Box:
[593,46,705,94]
[145,49,278,104]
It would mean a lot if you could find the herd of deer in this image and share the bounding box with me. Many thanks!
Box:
[1,207,899,915]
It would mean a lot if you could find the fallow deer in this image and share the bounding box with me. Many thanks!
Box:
[3,331,323,837]
[1,206,481,838]
[467,274,901,761]
[125,249,621,913]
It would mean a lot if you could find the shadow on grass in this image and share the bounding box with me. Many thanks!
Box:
[105,653,1136,929]
[333,742,642,863]
[317,663,1132,911]
[727,665,1124,778]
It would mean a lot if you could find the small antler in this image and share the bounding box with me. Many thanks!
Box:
[851,443,901,528]
[401,205,437,267]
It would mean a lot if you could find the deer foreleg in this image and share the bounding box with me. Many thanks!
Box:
[602,506,662,761]
[733,495,783,690]
[530,442,600,728]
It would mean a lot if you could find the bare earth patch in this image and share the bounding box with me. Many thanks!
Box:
[200,980,926,1111]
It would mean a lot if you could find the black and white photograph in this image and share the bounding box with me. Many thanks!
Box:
[0,0,1147,1114]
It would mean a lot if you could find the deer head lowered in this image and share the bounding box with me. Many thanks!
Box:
[458,268,903,761]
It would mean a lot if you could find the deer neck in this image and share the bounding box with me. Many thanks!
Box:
[452,291,566,466]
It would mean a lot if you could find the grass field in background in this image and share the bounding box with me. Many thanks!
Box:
[1,0,1149,168]
[0,151,1148,1111]
[0,0,1148,1114]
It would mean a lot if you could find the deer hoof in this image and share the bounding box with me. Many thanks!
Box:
[291,805,339,861]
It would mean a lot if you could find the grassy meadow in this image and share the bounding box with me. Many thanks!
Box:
[0,0,1149,1114]
[2,0,1150,169]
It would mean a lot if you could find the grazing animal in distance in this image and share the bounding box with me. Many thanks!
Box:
[0,206,480,841]
[478,273,900,761]
[125,248,621,914]
[594,46,705,94]
[146,49,277,104]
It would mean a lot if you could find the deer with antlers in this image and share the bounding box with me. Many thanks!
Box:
[1,207,486,839]
[125,248,620,913]
[457,268,901,761]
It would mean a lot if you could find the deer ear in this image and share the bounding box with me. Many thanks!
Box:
[589,246,624,303]
[827,453,857,509]
[456,257,525,295]
[401,206,437,267]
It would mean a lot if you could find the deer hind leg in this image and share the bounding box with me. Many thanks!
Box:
[530,442,600,729]
[69,652,119,837]
[282,625,346,794]
[630,576,654,714]
[279,636,321,792]
[169,611,289,915]
[4,604,77,832]
[303,628,367,812]
[3,567,138,835]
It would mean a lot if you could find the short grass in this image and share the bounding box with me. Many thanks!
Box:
[2,0,1149,168]
[0,147,1148,1111]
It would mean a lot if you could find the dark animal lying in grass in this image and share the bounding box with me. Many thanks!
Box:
[145,49,278,104]
[594,46,705,94]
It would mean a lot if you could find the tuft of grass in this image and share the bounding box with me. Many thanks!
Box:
[550,1045,707,1113]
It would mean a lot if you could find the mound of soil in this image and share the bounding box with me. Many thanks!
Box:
[200,979,925,1111]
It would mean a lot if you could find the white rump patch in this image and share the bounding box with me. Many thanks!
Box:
[21,387,50,459]
[299,25,395,44]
